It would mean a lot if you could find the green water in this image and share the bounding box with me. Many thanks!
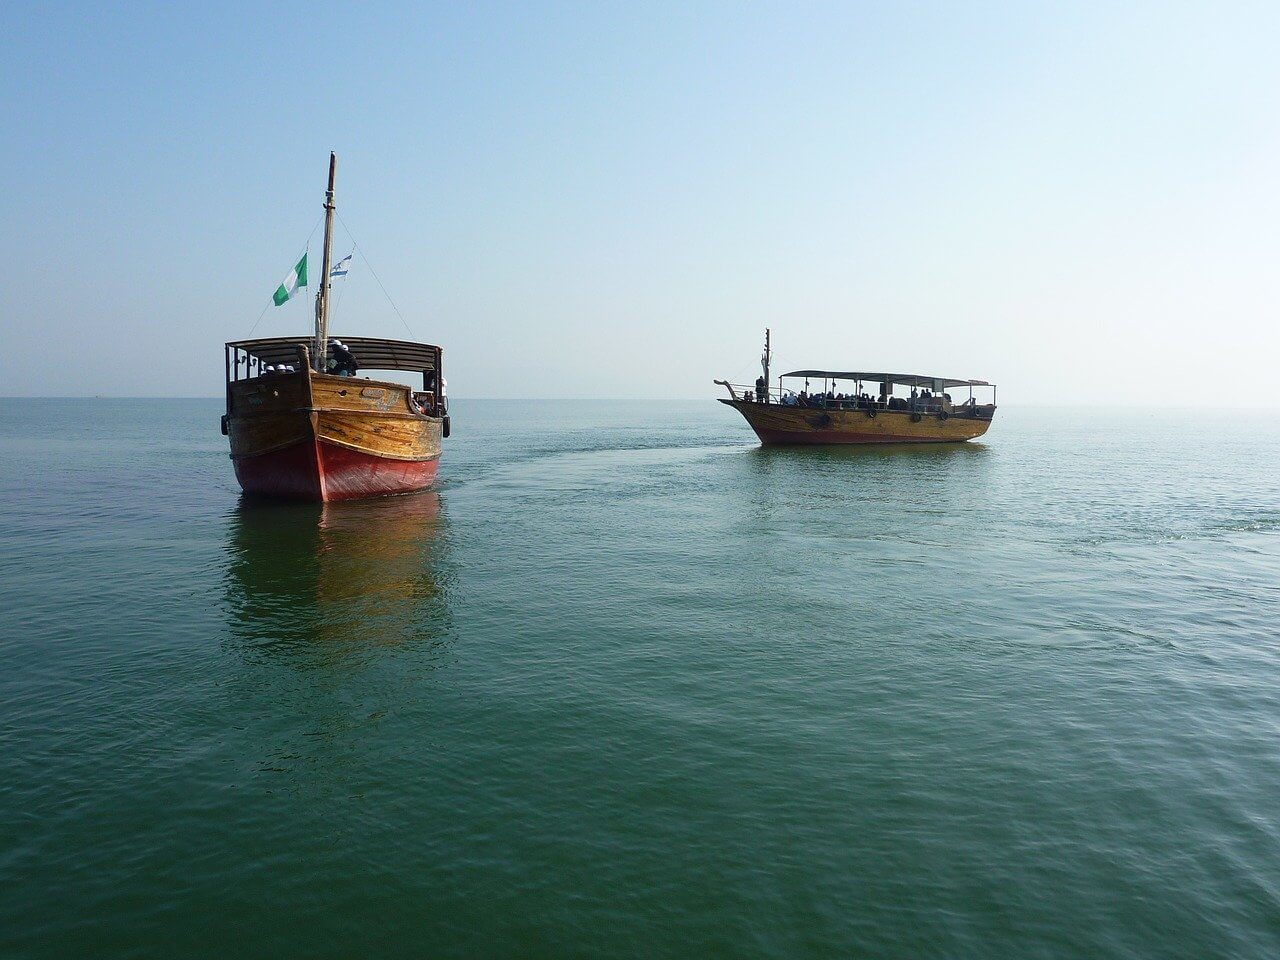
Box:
[2,399,1279,958]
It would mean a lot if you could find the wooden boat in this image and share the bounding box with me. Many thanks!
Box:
[716,330,996,445]
[221,154,449,501]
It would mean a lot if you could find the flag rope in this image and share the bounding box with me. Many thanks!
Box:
[334,211,416,339]
[244,214,323,336]
[330,256,351,323]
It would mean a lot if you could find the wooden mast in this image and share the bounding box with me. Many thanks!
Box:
[762,328,771,402]
[313,152,338,372]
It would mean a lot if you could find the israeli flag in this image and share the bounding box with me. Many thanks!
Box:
[330,253,353,278]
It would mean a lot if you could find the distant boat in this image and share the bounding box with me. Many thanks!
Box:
[221,153,450,501]
[716,330,997,445]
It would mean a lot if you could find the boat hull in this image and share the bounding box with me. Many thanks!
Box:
[227,371,443,502]
[723,399,994,444]
[233,438,440,501]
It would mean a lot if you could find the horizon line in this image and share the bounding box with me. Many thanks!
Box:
[4,396,1280,411]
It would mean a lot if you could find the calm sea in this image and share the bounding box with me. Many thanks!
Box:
[2,398,1279,958]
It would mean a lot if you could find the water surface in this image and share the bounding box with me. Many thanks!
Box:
[1,399,1278,958]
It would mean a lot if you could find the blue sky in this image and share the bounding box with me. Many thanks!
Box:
[3,1,1277,401]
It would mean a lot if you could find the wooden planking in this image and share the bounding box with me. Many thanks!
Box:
[318,410,442,461]
[228,373,309,416]
[310,374,441,460]
[228,369,441,461]
[230,371,419,417]
[316,442,440,499]
[228,411,313,458]
[310,374,419,415]
[229,407,440,461]
[228,370,317,459]
[737,402,993,442]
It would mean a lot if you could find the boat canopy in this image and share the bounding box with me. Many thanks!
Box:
[782,370,991,389]
[226,336,440,372]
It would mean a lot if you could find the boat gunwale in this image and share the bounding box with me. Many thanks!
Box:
[228,371,443,423]
[717,396,997,422]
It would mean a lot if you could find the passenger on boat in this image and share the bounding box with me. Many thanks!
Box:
[755,375,767,403]
[328,340,359,377]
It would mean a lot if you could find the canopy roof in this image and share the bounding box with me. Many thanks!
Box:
[226,335,439,372]
[781,370,991,389]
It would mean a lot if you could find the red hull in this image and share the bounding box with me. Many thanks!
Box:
[233,440,439,502]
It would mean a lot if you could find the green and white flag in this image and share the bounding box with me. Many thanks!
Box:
[272,253,308,306]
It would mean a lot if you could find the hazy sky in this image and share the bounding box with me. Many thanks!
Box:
[3,1,1277,402]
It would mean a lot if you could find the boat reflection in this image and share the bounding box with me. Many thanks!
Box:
[746,438,992,478]
[736,440,996,527]
[223,491,451,657]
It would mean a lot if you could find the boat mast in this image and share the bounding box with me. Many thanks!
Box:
[313,152,338,372]
[762,327,771,402]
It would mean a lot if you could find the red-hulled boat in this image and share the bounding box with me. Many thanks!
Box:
[221,154,449,501]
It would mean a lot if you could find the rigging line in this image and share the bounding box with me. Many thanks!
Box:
[300,214,322,257]
[730,349,784,387]
[330,267,350,326]
[334,210,416,338]
[327,237,356,330]
[244,302,271,338]
[244,214,323,336]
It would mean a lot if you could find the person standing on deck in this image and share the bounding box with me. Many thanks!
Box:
[328,340,359,377]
